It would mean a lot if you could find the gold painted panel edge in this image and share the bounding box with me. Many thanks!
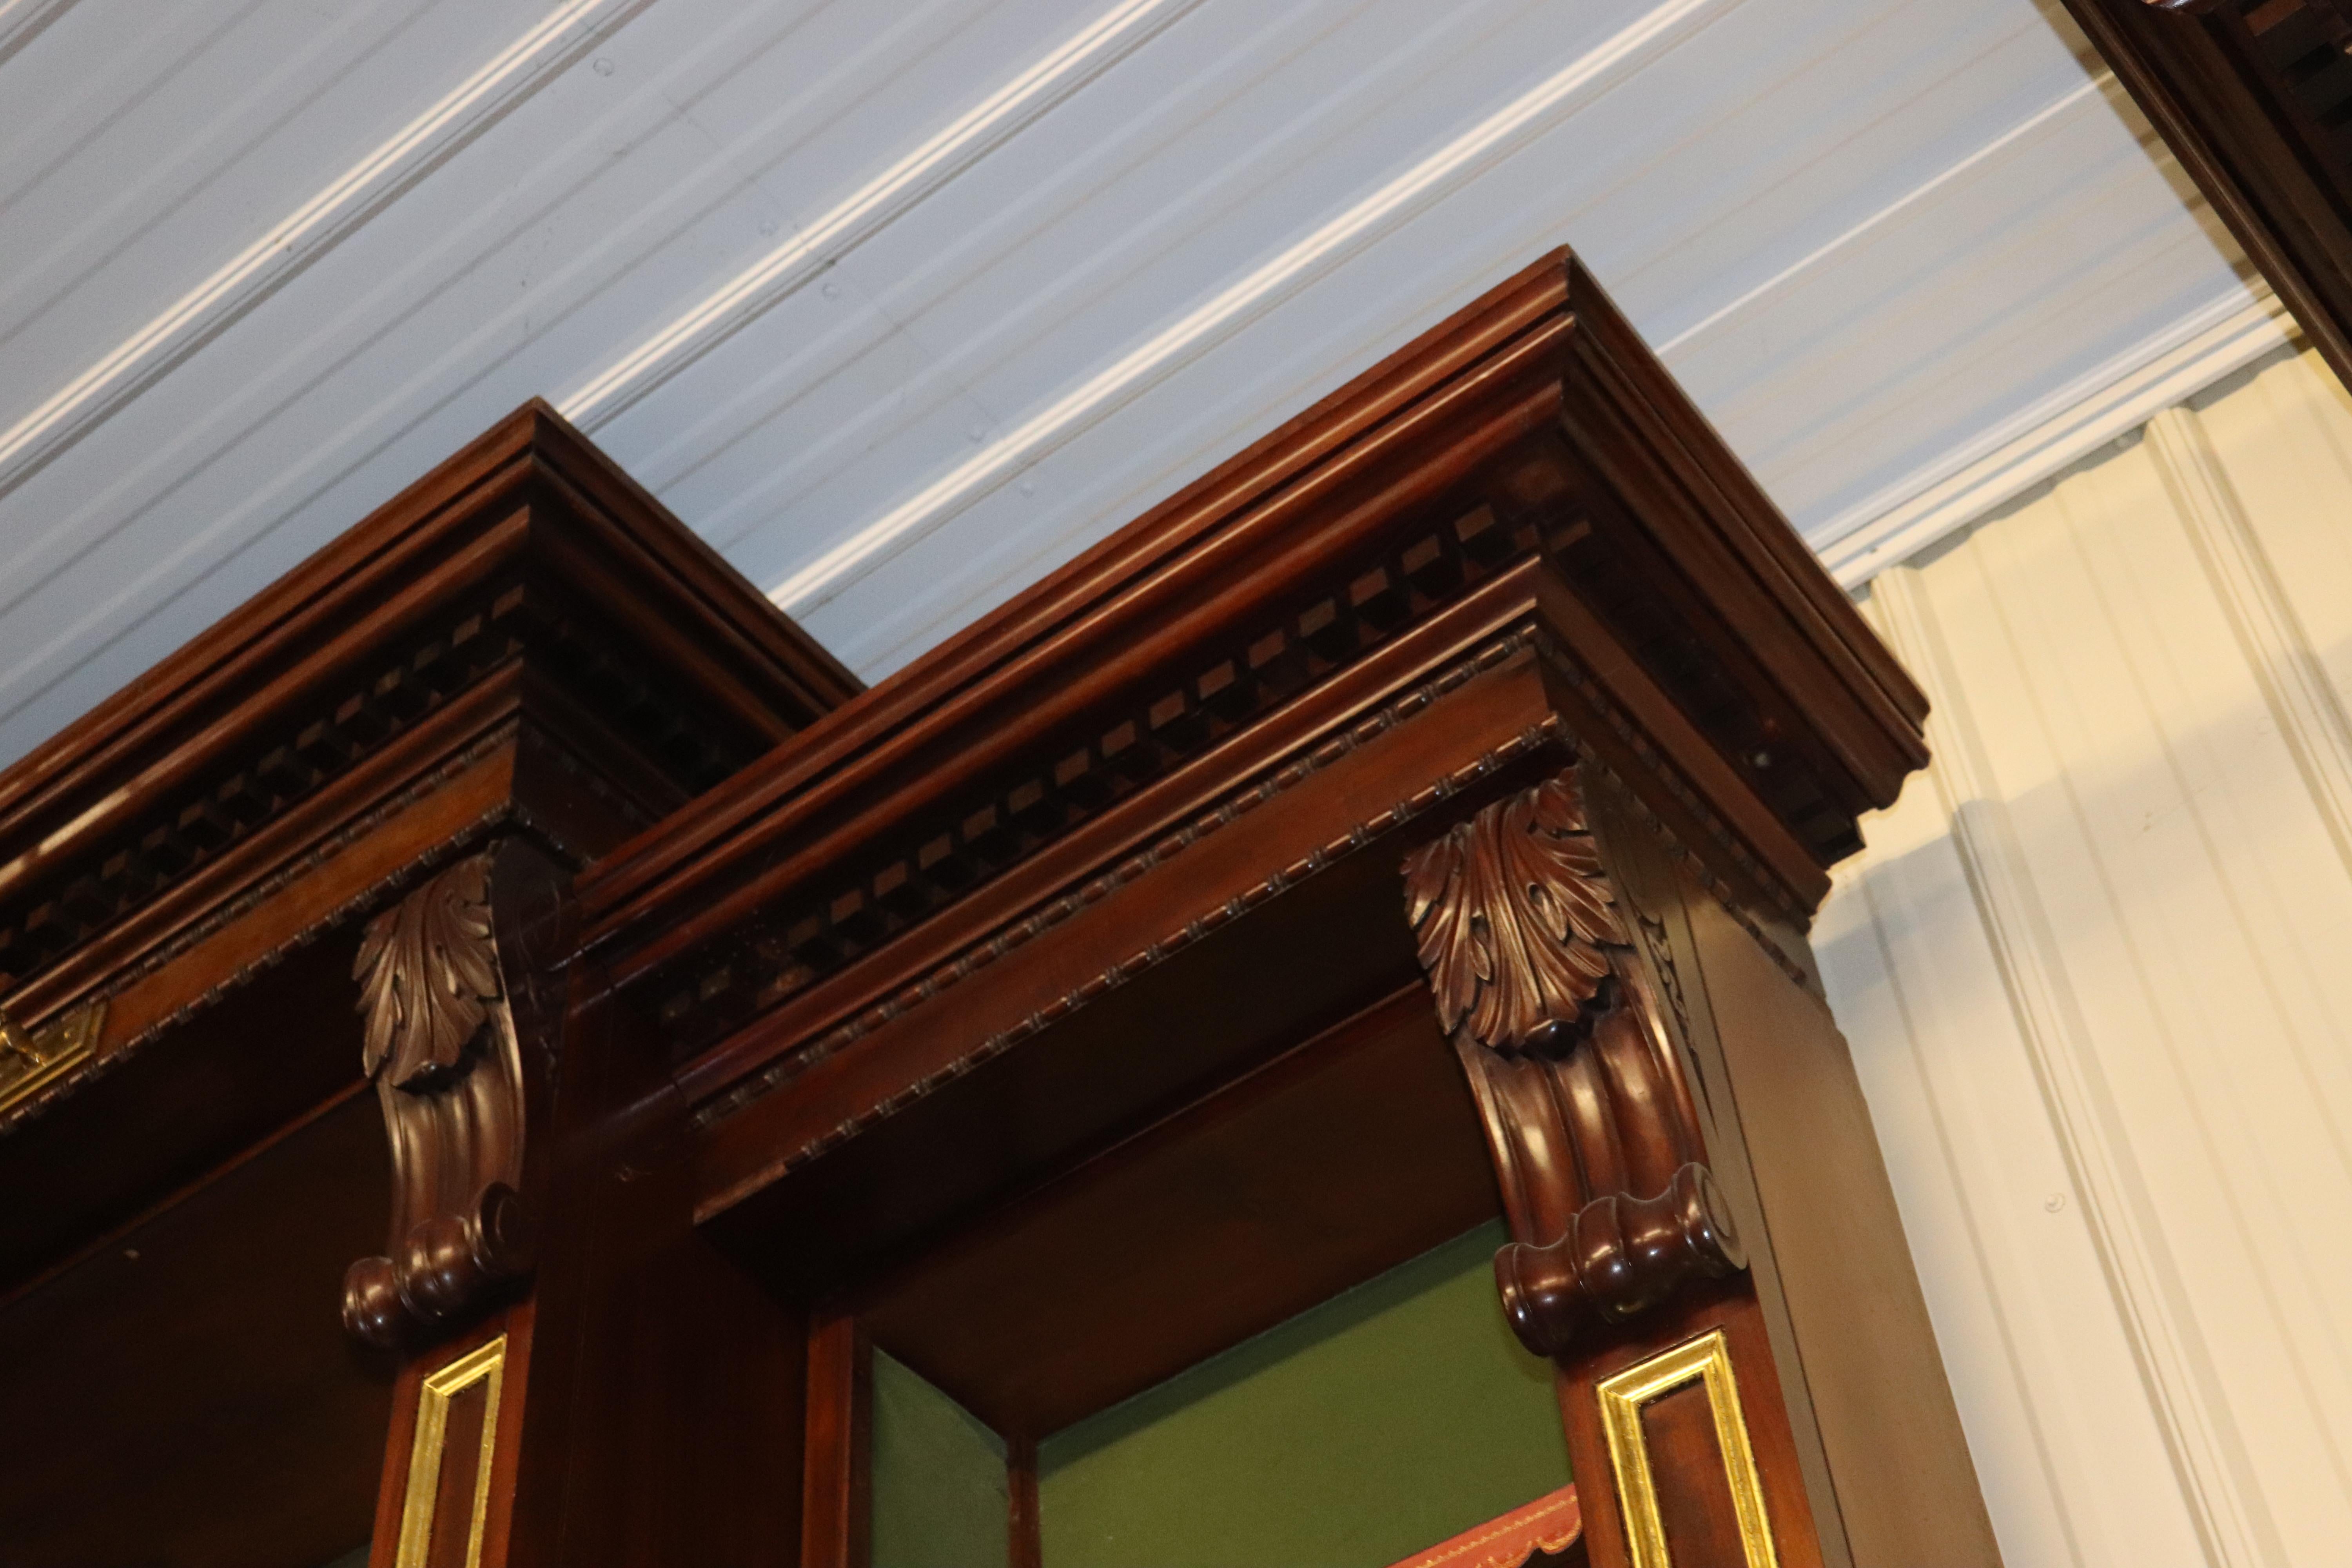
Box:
[1595,1328,1779,1568]
[0,999,104,1116]
[394,1334,507,1568]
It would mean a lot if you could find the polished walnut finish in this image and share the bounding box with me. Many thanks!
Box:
[0,996,102,1120]
[1401,769,1825,1568]
[2069,0,2352,388]
[0,402,852,1566]
[0,1091,394,1568]
[344,840,569,1350]
[0,399,853,1293]
[800,1308,873,1568]
[0,398,849,1050]
[578,251,1924,1078]
[856,982,1500,1438]
[1403,771,1743,1359]
[575,257,1925,1305]
[568,250,1984,1568]
[1,250,1998,1568]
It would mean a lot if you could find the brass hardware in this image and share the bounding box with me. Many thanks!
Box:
[1595,1329,1779,1568]
[394,1334,507,1568]
[0,999,105,1117]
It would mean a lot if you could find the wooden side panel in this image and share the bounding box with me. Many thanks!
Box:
[0,1092,393,1568]
[802,1309,873,1568]
[1006,1435,1041,1568]
[370,1312,530,1568]
[1558,1289,1820,1568]
[1678,880,2001,1566]
[490,1199,810,1568]
[1402,768,1837,1568]
[488,981,810,1568]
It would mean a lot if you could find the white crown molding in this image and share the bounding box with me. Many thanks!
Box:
[1820,285,2292,588]
[0,0,649,501]
[764,0,1739,616]
[557,0,1212,432]
[0,0,76,71]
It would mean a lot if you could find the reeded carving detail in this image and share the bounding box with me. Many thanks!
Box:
[344,842,566,1350]
[1403,767,1744,1359]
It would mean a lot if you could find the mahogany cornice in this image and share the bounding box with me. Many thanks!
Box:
[0,401,855,1051]
[690,647,1564,1231]
[672,536,1833,1206]
[0,403,856,1294]
[581,262,1577,956]
[579,251,1926,1092]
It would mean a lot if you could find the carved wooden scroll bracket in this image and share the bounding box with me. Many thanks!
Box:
[343,840,568,1349]
[1403,769,1742,1358]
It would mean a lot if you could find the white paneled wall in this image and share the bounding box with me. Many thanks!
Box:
[1821,345,2352,1568]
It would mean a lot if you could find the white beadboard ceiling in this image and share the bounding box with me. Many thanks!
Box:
[0,0,2275,768]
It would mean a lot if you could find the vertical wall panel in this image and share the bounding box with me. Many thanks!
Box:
[2196,354,2352,708]
[1826,345,2352,1568]
[1814,784,2205,1568]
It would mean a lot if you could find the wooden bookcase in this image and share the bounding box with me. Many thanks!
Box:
[0,251,2000,1568]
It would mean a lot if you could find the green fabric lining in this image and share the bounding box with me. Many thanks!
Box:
[1033,1220,1567,1568]
[870,1347,1010,1568]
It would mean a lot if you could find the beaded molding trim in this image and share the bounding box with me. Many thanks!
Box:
[691,626,1546,1138]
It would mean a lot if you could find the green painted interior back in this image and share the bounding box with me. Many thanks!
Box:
[871,1220,1567,1567]
[871,1347,1011,1568]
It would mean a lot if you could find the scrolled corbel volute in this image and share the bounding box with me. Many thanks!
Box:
[343,839,568,1349]
[1403,769,1743,1359]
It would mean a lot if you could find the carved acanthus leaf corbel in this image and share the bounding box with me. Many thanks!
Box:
[1405,776,1623,1055]
[343,841,566,1349]
[1403,769,1743,1359]
[358,858,502,1092]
